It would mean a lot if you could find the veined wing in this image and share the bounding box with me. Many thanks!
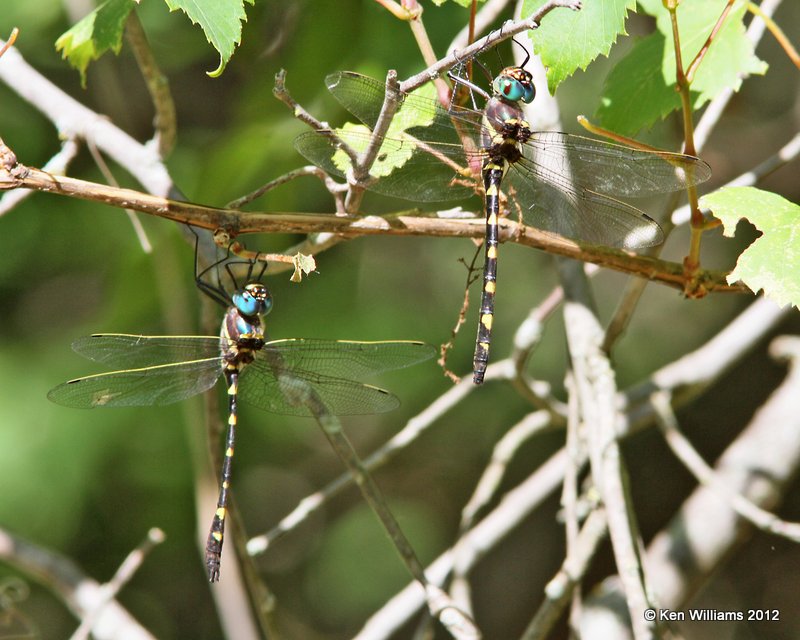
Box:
[521,132,712,197]
[505,167,665,250]
[238,367,401,417]
[295,72,489,202]
[294,128,479,202]
[325,72,485,139]
[260,339,436,377]
[237,339,435,417]
[47,357,224,408]
[70,334,227,368]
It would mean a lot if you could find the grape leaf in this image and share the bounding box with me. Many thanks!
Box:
[597,0,766,135]
[701,186,800,308]
[164,0,253,77]
[55,0,137,86]
[523,0,635,94]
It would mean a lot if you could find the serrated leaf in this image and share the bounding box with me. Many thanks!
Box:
[164,0,253,77]
[598,0,766,135]
[55,0,137,86]
[700,186,800,308]
[523,0,634,94]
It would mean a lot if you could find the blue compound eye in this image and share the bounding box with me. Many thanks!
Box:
[233,284,272,316]
[493,68,535,104]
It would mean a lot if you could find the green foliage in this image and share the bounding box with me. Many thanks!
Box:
[524,0,635,94]
[163,0,253,77]
[701,186,800,309]
[56,0,253,83]
[55,0,136,86]
[597,0,767,135]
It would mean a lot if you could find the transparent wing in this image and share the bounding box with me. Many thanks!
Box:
[325,71,485,137]
[237,339,435,417]
[521,132,712,196]
[262,339,435,376]
[238,367,400,417]
[295,71,487,202]
[70,334,227,367]
[294,129,478,202]
[48,357,224,408]
[506,161,666,250]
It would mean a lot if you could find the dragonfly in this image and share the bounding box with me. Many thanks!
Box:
[48,253,435,581]
[294,57,711,384]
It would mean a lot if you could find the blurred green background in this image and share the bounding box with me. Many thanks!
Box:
[1,1,800,638]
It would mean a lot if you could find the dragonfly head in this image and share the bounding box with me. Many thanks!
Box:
[233,283,272,318]
[493,66,535,104]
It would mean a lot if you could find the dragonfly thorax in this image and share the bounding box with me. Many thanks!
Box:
[492,66,535,104]
[482,97,532,164]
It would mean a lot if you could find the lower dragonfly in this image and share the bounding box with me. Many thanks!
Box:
[48,252,435,581]
[294,51,711,384]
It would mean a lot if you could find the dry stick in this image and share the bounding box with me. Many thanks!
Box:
[562,370,586,635]
[333,294,789,640]
[0,40,174,196]
[248,376,477,554]
[0,150,743,293]
[520,508,609,640]
[124,10,176,157]
[0,527,156,640]
[0,137,79,216]
[69,529,165,640]
[449,411,555,615]
[447,0,513,52]
[399,0,582,95]
[651,389,800,543]
[557,258,657,640]
[641,335,800,610]
[86,140,153,253]
[293,381,480,639]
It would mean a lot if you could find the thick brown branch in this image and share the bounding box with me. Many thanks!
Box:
[0,149,744,295]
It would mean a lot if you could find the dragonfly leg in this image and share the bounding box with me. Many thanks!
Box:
[473,163,504,384]
[205,367,239,581]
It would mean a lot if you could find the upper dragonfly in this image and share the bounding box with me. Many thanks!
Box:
[294,61,711,384]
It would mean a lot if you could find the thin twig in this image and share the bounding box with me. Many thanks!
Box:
[124,11,177,157]
[293,381,481,638]
[520,509,608,640]
[0,527,156,640]
[86,139,153,253]
[651,389,800,542]
[69,529,165,640]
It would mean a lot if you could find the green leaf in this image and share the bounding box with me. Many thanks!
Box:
[332,82,438,177]
[701,186,800,308]
[164,0,253,77]
[55,0,137,86]
[523,0,635,94]
[598,0,766,135]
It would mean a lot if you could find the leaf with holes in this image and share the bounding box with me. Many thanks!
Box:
[701,186,800,308]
